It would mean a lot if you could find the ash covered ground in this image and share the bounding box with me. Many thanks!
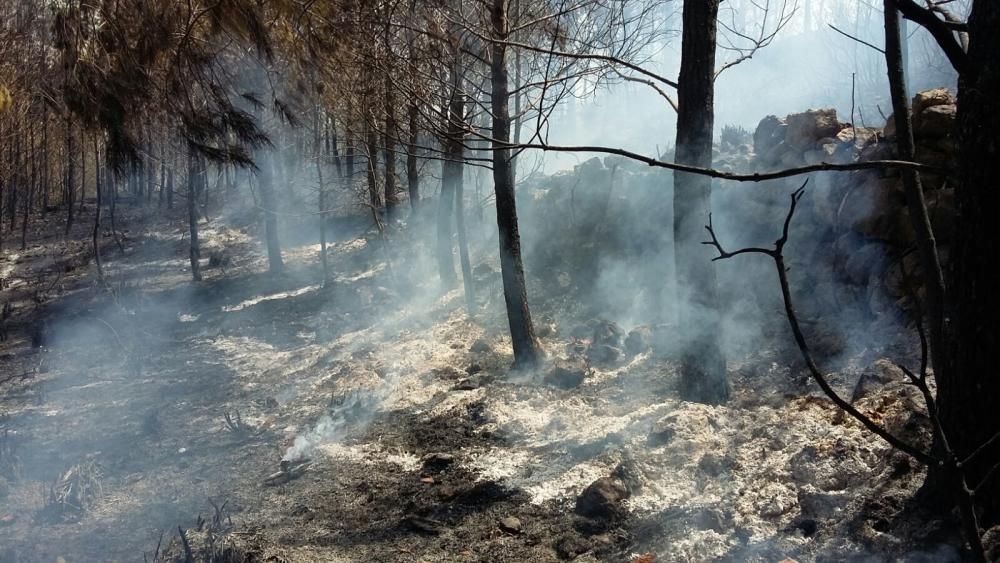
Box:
[0,197,969,562]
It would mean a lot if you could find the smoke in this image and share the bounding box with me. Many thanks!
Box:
[282,385,391,461]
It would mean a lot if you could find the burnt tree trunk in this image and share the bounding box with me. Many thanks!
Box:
[455,164,475,315]
[314,100,330,283]
[346,129,356,184]
[166,163,174,210]
[257,148,284,273]
[254,66,284,274]
[64,117,75,237]
[672,0,729,404]
[365,119,381,214]
[383,21,399,217]
[490,0,541,368]
[437,56,463,289]
[406,0,420,212]
[938,0,1000,524]
[93,135,103,280]
[187,151,202,282]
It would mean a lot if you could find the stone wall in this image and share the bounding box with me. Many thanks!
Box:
[739,88,958,319]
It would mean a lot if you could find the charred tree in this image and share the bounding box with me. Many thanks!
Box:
[383,20,399,216]
[672,0,729,404]
[257,148,284,273]
[92,135,103,280]
[490,0,542,368]
[437,55,463,290]
[937,0,1000,523]
[187,151,202,282]
[254,65,284,274]
[63,117,75,237]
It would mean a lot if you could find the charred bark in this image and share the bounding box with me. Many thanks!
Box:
[672,0,729,404]
[490,0,542,368]
[938,0,1000,524]
[187,152,202,282]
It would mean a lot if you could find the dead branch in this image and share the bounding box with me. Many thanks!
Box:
[705,183,992,562]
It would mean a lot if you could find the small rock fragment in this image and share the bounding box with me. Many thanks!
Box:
[587,344,622,365]
[498,516,522,534]
[454,378,480,391]
[555,534,591,560]
[625,326,652,355]
[421,453,455,472]
[470,338,492,354]
[544,365,587,389]
[575,477,629,519]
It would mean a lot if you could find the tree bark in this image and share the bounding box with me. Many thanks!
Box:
[64,117,75,237]
[456,164,475,315]
[883,0,947,422]
[673,0,729,404]
[93,135,103,280]
[491,0,542,368]
[257,148,284,273]
[383,21,399,217]
[938,0,1000,523]
[365,118,381,213]
[438,56,463,290]
[254,65,284,274]
[187,152,202,282]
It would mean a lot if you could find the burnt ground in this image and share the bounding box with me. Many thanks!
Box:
[0,203,976,562]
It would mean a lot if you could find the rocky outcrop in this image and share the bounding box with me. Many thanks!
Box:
[747,88,958,318]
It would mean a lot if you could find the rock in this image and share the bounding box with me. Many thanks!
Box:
[555,534,592,560]
[836,126,880,148]
[927,188,957,243]
[498,516,522,534]
[697,452,732,477]
[790,443,870,492]
[914,104,956,138]
[797,488,851,518]
[536,322,557,338]
[625,326,652,355]
[591,320,625,348]
[544,364,588,389]
[575,477,629,519]
[612,453,643,495]
[469,338,492,354]
[883,112,897,138]
[402,514,445,535]
[587,344,622,365]
[466,363,483,375]
[788,517,819,537]
[421,452,455,471]
[433,366,465,380]
[454,378,481,391]
[754,115,787,156]
[780,149,805,168]
[786,109,844,150]
[691,507,728,532]
[912,87,955,115]
[647,416,677,446]
[850,371,887,403]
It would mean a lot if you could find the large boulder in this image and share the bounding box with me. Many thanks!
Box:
[785,109,845,150]
[912,87,955,115]
[575,477,629,519]
[914,104,957,139]
[754,115,787,156]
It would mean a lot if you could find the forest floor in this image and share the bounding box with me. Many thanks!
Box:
[0,203,970,562]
